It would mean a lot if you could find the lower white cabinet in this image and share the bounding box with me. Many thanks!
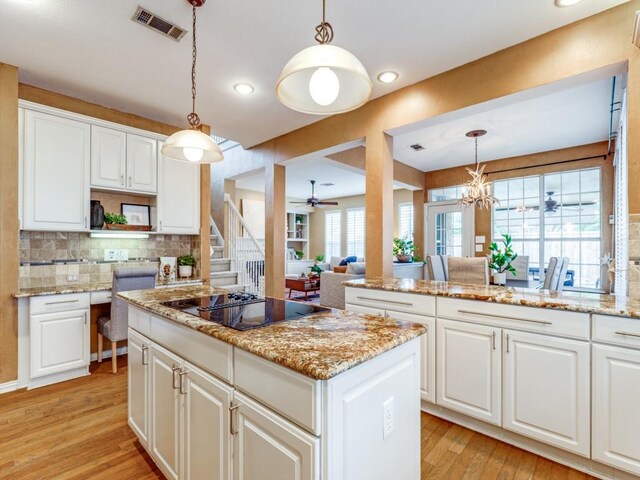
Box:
[30,308,89,378]
[503,330,590,456]
[233,392,319,480]
[128,329,150,448]
[436,319,502,425]
[593,344,640,475]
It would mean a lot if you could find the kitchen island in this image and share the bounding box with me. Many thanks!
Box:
[344,278,640,480]
[117,285,426,480]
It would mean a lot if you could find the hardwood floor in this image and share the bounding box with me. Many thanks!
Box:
[0,356,597,480]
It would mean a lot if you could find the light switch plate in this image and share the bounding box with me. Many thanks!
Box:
[475,244,484,253]
[383,397,394,439]
[475,235,486,244]
[104,249,129,262]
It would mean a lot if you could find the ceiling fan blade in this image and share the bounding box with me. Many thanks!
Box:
[289,201,309,204]
[317,201,339,206]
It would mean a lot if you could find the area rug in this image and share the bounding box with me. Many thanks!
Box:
[286,290,321,305]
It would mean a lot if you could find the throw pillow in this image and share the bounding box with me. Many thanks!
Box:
[346,262,366,275]
[339,255,358,266]
[330,256,345,269]
[333,266,348,273]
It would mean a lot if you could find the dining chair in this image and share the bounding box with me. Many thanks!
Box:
[426,255,447,281]
[447,256,489,285]
[98,267,157,373]
[541,257,570,291]
[510,255,530,281]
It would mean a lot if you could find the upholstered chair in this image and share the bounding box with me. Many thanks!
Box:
[447,257,490,285]
[98,267,157,373]
[542,257,570,291]
[510,255,530,281]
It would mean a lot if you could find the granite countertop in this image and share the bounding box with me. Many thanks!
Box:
[117,285,427,380]
[344,277,640,319]
[14,278,204,298]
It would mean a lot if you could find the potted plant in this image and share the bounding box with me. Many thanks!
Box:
[309,254,326,277]
[295,250,304,260]
[393,236,414,263]
[488,233,518,285]
[104,212,128,230]
[177,255,196,278]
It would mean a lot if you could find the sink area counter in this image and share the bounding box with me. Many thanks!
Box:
[344,277,640,319]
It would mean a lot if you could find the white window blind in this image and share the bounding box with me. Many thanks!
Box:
[346,207,365,258]
[399,203,414,241]
[614,88,628,294]
[324,210,341,259]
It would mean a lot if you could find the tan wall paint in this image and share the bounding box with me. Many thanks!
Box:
[0,63,19,384]
[308,189,414,259]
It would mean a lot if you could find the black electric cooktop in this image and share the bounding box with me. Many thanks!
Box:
[160,292,330,331]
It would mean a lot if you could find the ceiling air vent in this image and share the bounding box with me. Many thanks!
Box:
[132,6,187,42]
[410,143,425,151]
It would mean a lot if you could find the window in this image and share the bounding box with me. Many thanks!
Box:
[492,167,602,289]
[398,202,414,241]
[346,207,366,258]
[428,185,468,202]
[324,210,341,259]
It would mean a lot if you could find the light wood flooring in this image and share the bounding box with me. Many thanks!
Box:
[0,356,597,480]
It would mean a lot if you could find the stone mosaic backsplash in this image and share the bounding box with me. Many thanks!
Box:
[19,231,200,289]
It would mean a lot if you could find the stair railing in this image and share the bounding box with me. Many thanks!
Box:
[224,193,265,295]
[210,216,224,250]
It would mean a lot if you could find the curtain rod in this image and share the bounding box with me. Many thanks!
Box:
[484,154,607,176]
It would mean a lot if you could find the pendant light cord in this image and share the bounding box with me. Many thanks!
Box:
[314,0,334,44]
[187,4,201,129]
[475,137,479,167]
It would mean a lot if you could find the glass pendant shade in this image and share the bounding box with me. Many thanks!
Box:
[277,44,372,115]
[161,129,223,164]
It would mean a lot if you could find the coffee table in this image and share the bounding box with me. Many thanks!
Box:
[285,277,320,300]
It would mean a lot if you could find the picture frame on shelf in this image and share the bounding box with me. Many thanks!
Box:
[121,203,151,227]
[159,257,176,281]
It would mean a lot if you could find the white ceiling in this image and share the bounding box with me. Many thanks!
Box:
[235,156,402,199]
[0,0,628,148]
[393,76,618,172]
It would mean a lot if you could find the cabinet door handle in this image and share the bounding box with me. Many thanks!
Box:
[615,331,640,338]
[171,365,181,389]
[84,216,88,228]
[506,334,510,353]
[120,174,124,186]
[44,299,80,306]
[84,311,87,325]
[492,331,496,350]
[356,296,413,307]
[179,370,188,395]
[141,345,149,365]
[229,403,239,435]
[128,175,132,187]
[457,309,552,326]
[159,220,163,231]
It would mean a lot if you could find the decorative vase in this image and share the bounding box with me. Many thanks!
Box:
[90,200,104,229]
[178,265,193,278]
[493,272,507,285]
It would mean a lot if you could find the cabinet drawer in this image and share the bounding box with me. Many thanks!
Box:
[128,306,151,337]
[437,297,589,340]
[30,293,90,315]
[345,287,435,317]
[234,349,322,436]
[593,315,640,349]
[90,290,112,305]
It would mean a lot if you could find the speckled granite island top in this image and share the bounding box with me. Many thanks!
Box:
[344,277,640,319]
[117,285,426,380]
[14,278,203,298]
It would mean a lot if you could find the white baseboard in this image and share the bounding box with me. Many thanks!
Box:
[422,401,640,480]
[90,346,128,362]
[0,380,18,395]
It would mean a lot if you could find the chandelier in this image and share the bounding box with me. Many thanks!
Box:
[458,130,498,209]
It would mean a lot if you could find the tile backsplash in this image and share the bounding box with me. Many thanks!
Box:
[19,231,200,289]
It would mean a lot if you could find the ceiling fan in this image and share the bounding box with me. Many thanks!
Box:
[291,180,339,208]
[496,191,594,214]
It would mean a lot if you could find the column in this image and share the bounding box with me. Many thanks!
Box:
[265,162,286,298]
[413,189,425,259]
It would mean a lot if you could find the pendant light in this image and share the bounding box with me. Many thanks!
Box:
[161,0,223,164]
[276,0,372,115]
[458,130,498,209]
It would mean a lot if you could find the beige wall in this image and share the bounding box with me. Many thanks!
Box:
[309,189,413,258]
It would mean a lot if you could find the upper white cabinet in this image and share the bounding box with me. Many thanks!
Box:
[157,143,200,234]
[90,126,127,190]
[436,318,502,425]
[127,133,158,193]
[503,329,590,456]
[23,110,90,231]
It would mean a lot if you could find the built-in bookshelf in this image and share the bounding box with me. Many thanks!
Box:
[286,211,309,260]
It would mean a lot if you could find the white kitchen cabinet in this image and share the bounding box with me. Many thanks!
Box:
[593,344,640,475]
[23,109,90,231]
[437,319,502,425]
[157,145,200,234]
[30,308,89,378]
[182,362,233,480]
[90,125,127,190]
[503,330,590,456]
[344,303,385,316]
[150,343,182,480]
[233,391,319,480]
[128,329,151,448]
[127,133,157,193]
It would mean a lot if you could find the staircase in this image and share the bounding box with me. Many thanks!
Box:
[208,232,244,292]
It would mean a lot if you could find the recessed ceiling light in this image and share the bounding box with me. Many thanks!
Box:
[554,0,582,7]
[377,71,399,84]
[234,83,254,95]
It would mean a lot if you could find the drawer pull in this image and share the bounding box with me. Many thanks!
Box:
[172,365,181,389]
[229,403,239,435]
[179,370,188,395]
[615,331,640,339]
[141,345,149,366]
[457,309,552,326]
[44,299,80,306]
[356,296,413,307]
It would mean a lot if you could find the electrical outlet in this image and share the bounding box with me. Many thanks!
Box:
[383,397,394,439]
[67,274,79,283]
[104,249,129,262]
[475,244,484,253]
